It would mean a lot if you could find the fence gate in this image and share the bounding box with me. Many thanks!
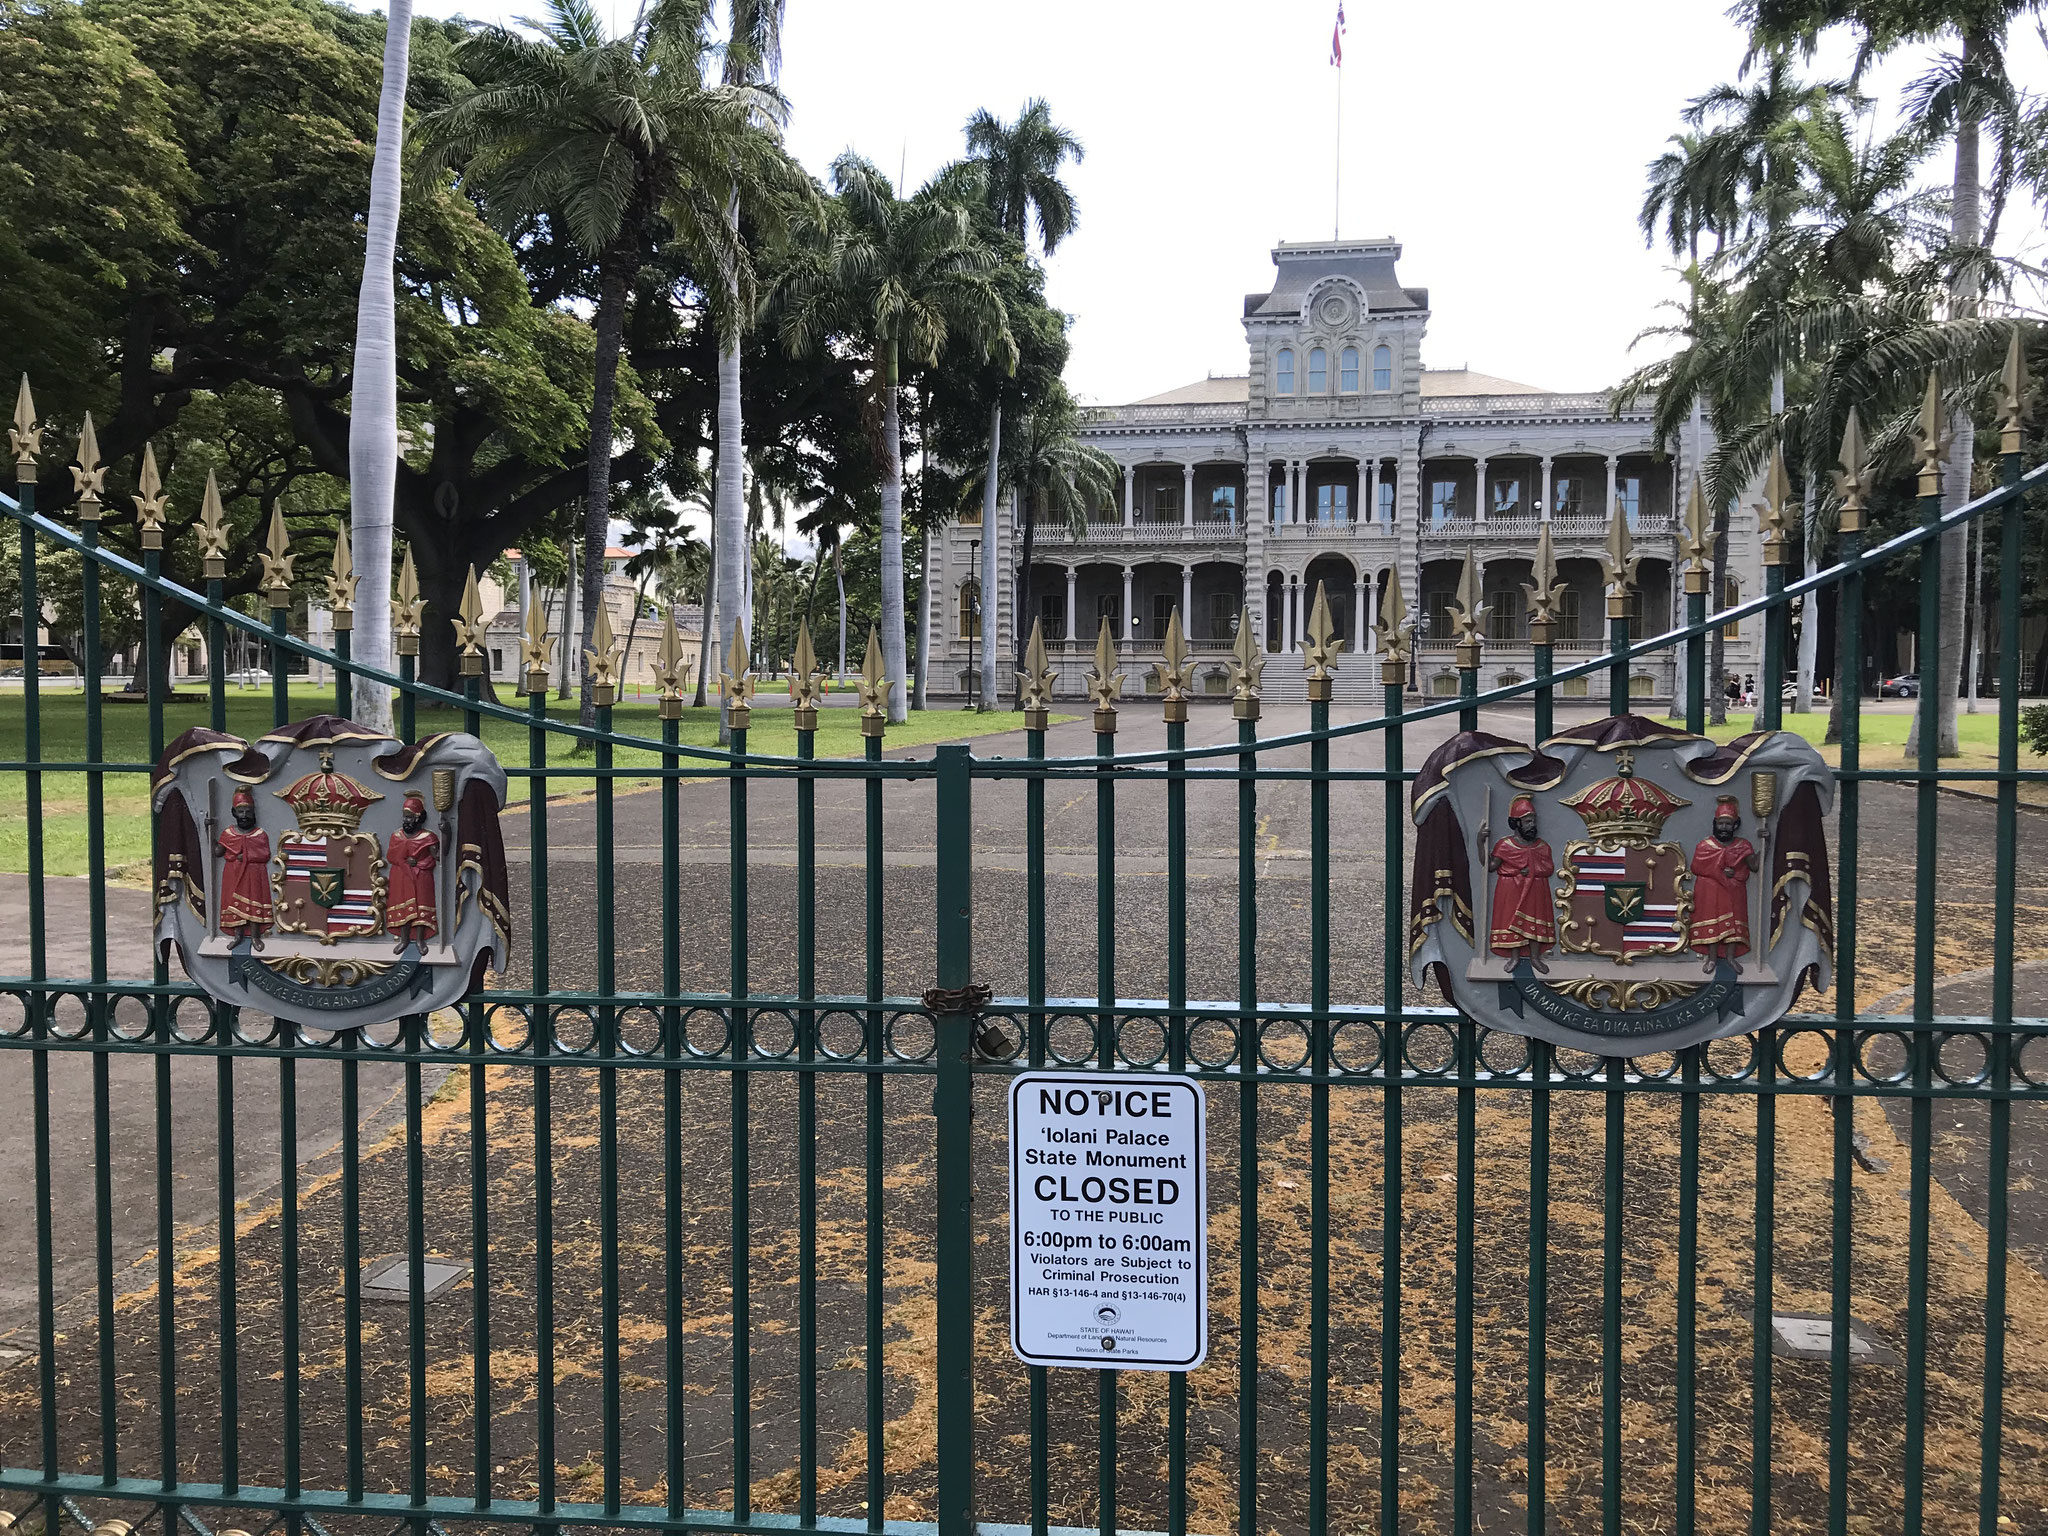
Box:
[4,367,2048,1536]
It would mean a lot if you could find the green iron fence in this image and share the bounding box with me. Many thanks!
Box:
[2,362,2047,1536]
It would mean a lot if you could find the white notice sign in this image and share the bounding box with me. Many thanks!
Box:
[1008,1072,1207,1371]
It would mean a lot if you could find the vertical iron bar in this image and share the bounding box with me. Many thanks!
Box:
[531,689,557,1527]
[406,1016,427,1516]
[465,680,489,1512]
[218,1032,238,1494]
[1751,1026,1776,1536]
[1608,611,1629,717]
[207,573,224,733]
[342,1030,363,1502]
[1602,1056,1623,1536]
[144,532,177,1497]
[280,1043,300,1505]
[334,623,352,720]
[1677,1046,1699,1536]
[1980,448,2023,1534]
[1686,587,1706,736]
[865,731,884,1532]
[83,499,115,1485]
[1165,708,1189,1536]
[1762,561,1785,731]
[664,711,687,1521]
[1096,716,1118,1536]
[1527,1038,1549,1536]
[795,720,818,1526]
[598,696,622,1519]
[400,651,416,746]
[1533,633,1554,744]
[1237,711,1259,1536]
[1830,514,1864,1536]
[23,484,55,1483]
[932,745,976,1536]
[1380,675,1404,1536]
[729,714,750,1523]
[1454,1018,1475,1536]
[1309,690,1331,1536]
[1028,718,1050,1536]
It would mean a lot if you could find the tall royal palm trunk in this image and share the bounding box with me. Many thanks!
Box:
[694,507,717,708]
[1910,33,1981,757]
[581,249,634,727]
[878,343,909,722]
[347,0,413,734]
[834,543,847,680]
[714,334,746,738]
[978,399,1002,709]
[1014,488,1036,681]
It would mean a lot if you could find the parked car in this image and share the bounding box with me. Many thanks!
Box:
[226,667,272,686]
[1879,673,1919,698]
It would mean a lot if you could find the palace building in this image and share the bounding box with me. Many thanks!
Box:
[933,237,1763,704]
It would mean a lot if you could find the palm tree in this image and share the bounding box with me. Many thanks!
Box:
[778,155,1015,721]
[414,0,779,725]
[996,385,1119,682]
[1743,0,2043,752]
[962,100,1082,706]
[347,0,414,732]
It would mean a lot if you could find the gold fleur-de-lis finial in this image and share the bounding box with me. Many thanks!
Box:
[789,618,824,727]
[1679,475,1711,594]
[857,624,889,736]
[11,377,42,482]
[651,605,691,719]
[1085,616,1124,733]
[1376,565,1411,685]
[520,596,554,695]
[1913,370,1948,498]
[585,596,623,703]
[392,545,427,655]
[326,521,358,629]
[1302,582,1343,700]
[1758,444,1792,567]
[1228,606,1266,720]
[258,507,295,604]
[721,616,756,729]
[1017,617,1058,728]
[1601,497,1640,618]
[197,470,231,579]
[1154,607,1197,720]
[71,414,106,520]
[1834,407,1869,536]
[1525,522,1569,641]
[133,442,169,549]
[454,565,489,675]
[1445,549,1485,666]
[2000,327,2029,456]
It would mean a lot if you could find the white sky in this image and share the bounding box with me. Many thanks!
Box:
[390,0,2048,411]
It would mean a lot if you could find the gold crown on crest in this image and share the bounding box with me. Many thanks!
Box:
[1557,749,1690,845]
[274,746,384,835]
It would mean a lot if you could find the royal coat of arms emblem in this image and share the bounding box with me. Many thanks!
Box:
[1409,714,1834,1053]
[151,715,511,1029]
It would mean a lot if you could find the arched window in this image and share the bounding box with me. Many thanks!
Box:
[1721,576,1741,639]
[1308,347,1328,393]
[1275,348,1295,395]
[1372,344,1393,391]
[1339,347,1359,392]
[959,580,981,640]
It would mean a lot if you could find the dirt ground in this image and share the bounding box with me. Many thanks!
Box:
[3,702,2047,1535]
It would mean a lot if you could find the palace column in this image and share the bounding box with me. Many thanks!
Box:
[1183,464,1196,528]
[1605,454,1618,521]
[1540,455,1553,522]
[1353,572,1367,654]
[1065,566,1078,643]
[1181,563,1193,630]
[1123,464,1134,529]
[1474,455,1489,523]
[1121,565,1135,643]
[1366,457,1380,526]
[1290,460,1305,525]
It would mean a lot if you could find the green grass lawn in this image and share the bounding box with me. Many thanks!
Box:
[0,683,1064,877]
[1661,705,2044,802]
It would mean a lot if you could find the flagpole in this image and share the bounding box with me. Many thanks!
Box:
[1334,60,1341,239]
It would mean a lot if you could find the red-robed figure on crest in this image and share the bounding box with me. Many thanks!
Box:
[386,792,442,953]
[1690,794,1758,971]
[1489,795,1557,970]
[217,786,274,948]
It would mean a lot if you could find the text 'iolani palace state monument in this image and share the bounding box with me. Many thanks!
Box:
[935,237,1764,704]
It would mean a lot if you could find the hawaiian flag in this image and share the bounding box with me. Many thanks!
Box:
[1330,2,1346,65]
[1574,848,1678,953]
[285,838,330,874]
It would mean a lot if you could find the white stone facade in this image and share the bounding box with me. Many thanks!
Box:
[935,237,1762,704]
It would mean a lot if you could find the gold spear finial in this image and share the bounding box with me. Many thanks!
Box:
[1679,474,1711,594]
[10,377,42,482]
[1525,521,1570,641]
[1302,582,1343,700]
[651,605,691,719]
[520,595,554,695]
[71,414,106,520]
[454,565,489,676]
[1228,606,1266,720]
[1376,565,1411,686]
[133,443,169,549]
[392,545,427,655]
[1445,548,1485,669]
[857,624,889,737]
[584,595,623,703]
[721,616,756,729]
[258,507,295,604]
[326,521,357,629]
[789,617,823,728]
[197,470,231,579]
[1758,444,1792,567]
[2000,327,2030,456]
[1153,607,1197,721]
[1835,407,1870,536]
[1601,496,1640,619]
[1085,616,1124,733]
[1017,617,1058,729]
[1913,370,1948,498]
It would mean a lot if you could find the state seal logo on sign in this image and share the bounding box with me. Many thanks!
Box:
[1407,714,1835,1054]
[151,715,511,1031]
